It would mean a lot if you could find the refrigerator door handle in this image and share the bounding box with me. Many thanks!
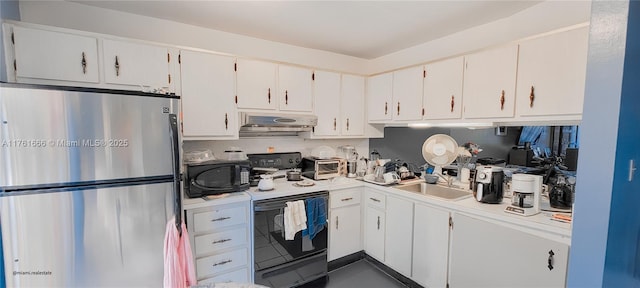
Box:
[169,114,182,236]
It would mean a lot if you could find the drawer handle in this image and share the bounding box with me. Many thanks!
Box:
[369,197,381,202]
[212,259,232,267]
[548,250,555,271]
[211,216,231,222]
[341,197,353,202]
[212,238,232,245]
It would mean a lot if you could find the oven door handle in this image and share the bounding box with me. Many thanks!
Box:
[190,179,236,192]
[254,203,287,212]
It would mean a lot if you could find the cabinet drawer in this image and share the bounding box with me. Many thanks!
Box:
[193,206,247,233]
[365,190,386,210]
[194,227,248,256]
[196,248,248,278]
[330,189,362,209]
[198,268,249,284]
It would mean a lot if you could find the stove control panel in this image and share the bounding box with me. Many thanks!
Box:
[247,152,302,170]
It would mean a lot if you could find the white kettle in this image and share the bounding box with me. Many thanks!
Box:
[258,174,275,191]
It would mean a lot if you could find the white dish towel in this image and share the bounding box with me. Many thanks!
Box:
[284,200,307,240]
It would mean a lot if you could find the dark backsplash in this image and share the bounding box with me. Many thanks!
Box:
[368,127,521,167]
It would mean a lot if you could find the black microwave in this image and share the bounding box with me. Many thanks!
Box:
[185,160,251,198]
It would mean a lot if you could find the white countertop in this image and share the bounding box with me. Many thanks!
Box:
[182,176,571,243]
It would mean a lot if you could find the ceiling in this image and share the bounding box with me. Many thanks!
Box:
[72,1,543,59]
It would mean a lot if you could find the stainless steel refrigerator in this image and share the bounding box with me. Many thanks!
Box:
[0,83,182,287]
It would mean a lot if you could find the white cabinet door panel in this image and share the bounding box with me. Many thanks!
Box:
[102,39,169,89]
[340,74,365,136]
[236,59,276,110]
[516,27,589,117]
[367,73,393,121]
[12,26,99,83]
[463,44,518,119]
[278,65,312,112]
[449,213,569,287]
[313,70,341,136]
[412,204,449,288]
[384,196,414,277]
[328,205,362,261]
[364,207,385,262]
[392,66,423,121]
[180,50,236,137]
[423,56,464,120]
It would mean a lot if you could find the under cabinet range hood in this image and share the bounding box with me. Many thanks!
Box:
[239,112,318,137]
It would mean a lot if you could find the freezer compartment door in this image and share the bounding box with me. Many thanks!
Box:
[0,182,174,287]
[0,86,179,188]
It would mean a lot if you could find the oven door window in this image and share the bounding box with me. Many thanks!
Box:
[316,163,338,176]
[194,167,234,190]
[254,207,327,271]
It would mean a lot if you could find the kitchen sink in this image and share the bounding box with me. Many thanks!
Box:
[394,182,472,201]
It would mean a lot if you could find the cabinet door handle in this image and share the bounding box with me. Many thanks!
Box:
[81,52,87,74]
[341,197,353,202]
[211,216,230,222]
[384,102,388,115]
[333,118,337,131]
[548,250,555,270]
[369,197,380,202]
[285,90,288,105]
[377,216,380,230]
[268,88,271,104]
[212,238,232,245]
[336,216,339,230]
[529,86,535,108]
[346,118,350,131]
[397,102,400,116]
[500,90,506,111]
[224,113,229,130]
[212,259,232,267]
[114,56,120,76]
[451,95,455,112]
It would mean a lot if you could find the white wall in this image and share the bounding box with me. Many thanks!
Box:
[17,1,367,75]
[365,1,592,74]
[184,138,369,161]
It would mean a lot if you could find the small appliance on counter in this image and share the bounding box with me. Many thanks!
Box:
[300,156,346,180]
[473,166,504,204]
[337,145,359,178]
[184,159,252,197]
[505,174,542,216]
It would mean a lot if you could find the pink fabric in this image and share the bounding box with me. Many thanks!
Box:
[164,217,197,288]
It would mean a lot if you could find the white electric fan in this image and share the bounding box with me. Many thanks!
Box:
[422,134,459,175]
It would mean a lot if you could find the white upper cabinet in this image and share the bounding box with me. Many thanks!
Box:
[313,70,342,136]
[367,73,393,122]
[340,74,365,136]
[102,39,170,90]
[392,66,424,121]
[516,27,589,117]
[423,56,464,120]
[11,26,99,83]
[180,50,237,138]
[278,65,313,112]
[463,44,518,119]
[236,58,277,110]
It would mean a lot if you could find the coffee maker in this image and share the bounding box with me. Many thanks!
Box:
[473,166,504,204]
[505,174,542,216]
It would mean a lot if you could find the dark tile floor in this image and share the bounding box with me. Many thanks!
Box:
[303,260,406,288]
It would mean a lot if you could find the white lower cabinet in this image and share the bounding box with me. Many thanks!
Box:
[448,213,569,287]
[384,196,414,277]
[364,190,386,262]
[328,188,363,261]
[412,204,450,288]
[186,200,251,284]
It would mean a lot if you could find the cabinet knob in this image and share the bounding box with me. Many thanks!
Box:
[211,216,230,222]
[346,118,350,131]
[212,238,232,245]
[81,52,87,74]
[529,86,535,108]
[268,88,271,104]
[397,102,400,116]
[114,56,120,76]
[336,216,339,230]
[333,118,337,131]
[212,259,232,267]
[285,90,288,105]
[384,102,388,115]
[224,113,229,130]
[500,90,505,111]
[341,197,353,202]
[451,95,455,112]
[377,216,381,230]
[548,250,555,270]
